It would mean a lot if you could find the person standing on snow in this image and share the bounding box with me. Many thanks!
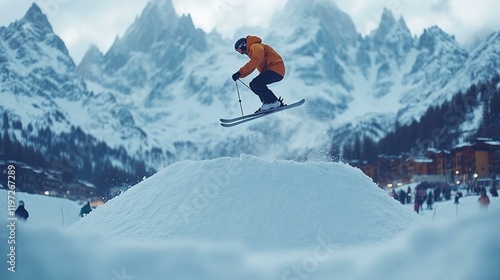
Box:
[426,193,434,210]
[454,191,463,204]
[490,186,498,197]
[15,200,29,221]
[232,35,286,113]
[79,201,92,217]
[478,191,490,211]
[414,197,420,214]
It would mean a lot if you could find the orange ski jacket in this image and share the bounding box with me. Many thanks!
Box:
[238,35,285,78]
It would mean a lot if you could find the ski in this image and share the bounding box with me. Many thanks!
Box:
[220,113,272,127]
[220,99,305,123]
[220,99,305,127]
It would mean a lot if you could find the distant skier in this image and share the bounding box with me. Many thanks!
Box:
[15,200,29,221]
[79,201,92,217]
[232,35,286,113]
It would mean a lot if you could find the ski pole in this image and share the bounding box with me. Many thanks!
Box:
[61,206,65,228]
[235,80,244,116]
[237,79,251,90]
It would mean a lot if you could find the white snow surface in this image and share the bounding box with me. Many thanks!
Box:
[69,155,420,248]
[1,156,499,280]
[0,190,81,229]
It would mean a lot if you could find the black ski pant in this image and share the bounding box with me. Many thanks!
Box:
[249,70,283,104]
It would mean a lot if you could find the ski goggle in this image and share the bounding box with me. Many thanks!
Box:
[235,42,246,54]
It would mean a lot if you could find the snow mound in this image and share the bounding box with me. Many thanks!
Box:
[70,155,419,249]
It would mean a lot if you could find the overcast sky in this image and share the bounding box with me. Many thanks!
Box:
[0,0,498,64]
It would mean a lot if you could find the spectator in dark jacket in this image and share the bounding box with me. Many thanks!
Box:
[426,194,434,210]
[79,202,92,217]
[406,187,412,204]
[15,200,29,221]
[399,189,407,205]
[390,189,397,200]
[490,186,498,197]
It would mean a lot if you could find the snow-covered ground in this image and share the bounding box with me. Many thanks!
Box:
[1,155,499,280]
[0,190,81,229]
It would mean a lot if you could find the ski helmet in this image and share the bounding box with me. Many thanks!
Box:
[234,37,247,54]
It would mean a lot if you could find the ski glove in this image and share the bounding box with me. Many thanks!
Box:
[232,71,241,81]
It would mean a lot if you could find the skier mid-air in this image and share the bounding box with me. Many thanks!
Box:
[232,35,286,113]
[222,35,304,127]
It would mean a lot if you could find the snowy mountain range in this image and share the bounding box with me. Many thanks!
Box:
[0,5,149,158]
[1,0,499,174]
[77,0,500,156]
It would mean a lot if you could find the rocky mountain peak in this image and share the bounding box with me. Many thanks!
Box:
[78,0,207,91]
[371,8,412,49]
[418,26,461,53]
[112,0,179,54]
[0,3,70,58]
[23,3,53,34]
[77,45,104,79]
[380,8,397,25]
[270,0,358,47]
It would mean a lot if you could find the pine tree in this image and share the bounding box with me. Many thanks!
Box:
[2,112,9,129]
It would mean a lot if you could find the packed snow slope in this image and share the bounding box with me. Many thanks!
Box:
[69,155,419,249]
